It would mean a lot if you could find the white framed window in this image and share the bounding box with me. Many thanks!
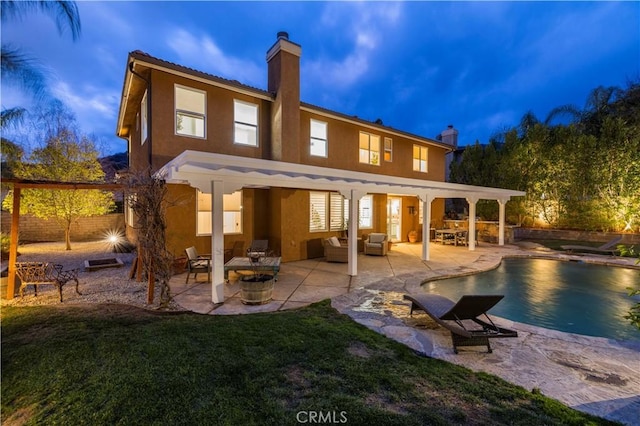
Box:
[197,190,243,235]
[383,137,392,162]
[141,91,148,144]
[329,193,349,231]
[309,191,328,232]
[310,192,350,232]
[125,196,136,226]
[359,132,380,165]
[310,119,328,157]
[359,195,373,229]
[175,85,206,138]
[413,144,428,173]
[234,100,258,146]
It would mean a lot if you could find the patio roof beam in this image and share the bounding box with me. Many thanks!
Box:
[161,151,525,200]
[4,179,123,191]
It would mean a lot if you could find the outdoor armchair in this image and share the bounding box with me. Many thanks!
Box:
[364,233,388,256]
[185,246,211,284]
[247,240,269,258]
[323,237,348,263]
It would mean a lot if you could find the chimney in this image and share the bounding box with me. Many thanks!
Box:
[266,32,301,162]
[440,124,458,149]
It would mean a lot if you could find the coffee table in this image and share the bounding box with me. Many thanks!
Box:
[223,256,281,281]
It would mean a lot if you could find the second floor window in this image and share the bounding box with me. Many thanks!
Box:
[413,145,428,173]
[141,91,148,144]
[310,119,327,157]
[384,137,392,162]
[175,85,205,138]
[359,132,380,165]
[234,100,258,146]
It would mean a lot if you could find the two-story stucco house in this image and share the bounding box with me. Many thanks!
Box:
[116,32,523,300]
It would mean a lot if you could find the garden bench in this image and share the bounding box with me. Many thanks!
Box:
[14,262,81,302]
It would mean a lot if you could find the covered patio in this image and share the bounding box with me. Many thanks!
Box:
[170,240,505,314]
[159,150,525,304]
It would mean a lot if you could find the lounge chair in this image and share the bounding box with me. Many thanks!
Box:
[403,294,518,353]
[560,236,623,255]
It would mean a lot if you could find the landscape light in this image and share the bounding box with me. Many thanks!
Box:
[103,229,125,252]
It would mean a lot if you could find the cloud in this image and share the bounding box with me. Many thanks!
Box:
[304,2,403,90]
[51,81,119,138]
[166,29,263,86]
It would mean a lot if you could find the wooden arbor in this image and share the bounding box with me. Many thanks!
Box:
[3,179,123,300]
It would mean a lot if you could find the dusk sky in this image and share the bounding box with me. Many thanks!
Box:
[2,1,639,156]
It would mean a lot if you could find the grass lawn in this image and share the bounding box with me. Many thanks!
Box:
[1,301,618,425]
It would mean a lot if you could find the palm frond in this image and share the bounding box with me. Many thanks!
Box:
[1,107,27,129]
[0,1,81,40]
[0,45,49,99]
[544,104,581,126]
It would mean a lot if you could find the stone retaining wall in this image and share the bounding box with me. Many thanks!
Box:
[1,212,124,242]
[514,228,640,244]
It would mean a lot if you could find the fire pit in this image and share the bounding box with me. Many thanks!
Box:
[84,258,124,272]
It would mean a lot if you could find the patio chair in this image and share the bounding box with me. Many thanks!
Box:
[403,293,518,353]
[323,237,348,263]
[364,233,388,256]
[185,246,211,284]
[224,240,245,263]
[247,240,269,258]
[560,236,623,255]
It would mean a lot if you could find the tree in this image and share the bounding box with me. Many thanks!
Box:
[2,128,115,250]
[119,169,173,307]
[479,82,640,232]
[1,1,81,125]
[0,138,24,178]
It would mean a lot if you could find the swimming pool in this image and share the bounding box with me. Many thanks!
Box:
[421,258,640,341]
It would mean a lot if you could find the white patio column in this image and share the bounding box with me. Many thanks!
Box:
[498,198,509,246]
[210,180,225,303]
[418,193,434,261]
[341,189,365,276]
[466,196,478,251]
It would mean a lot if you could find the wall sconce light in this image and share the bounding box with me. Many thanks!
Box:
[408,206,416,215]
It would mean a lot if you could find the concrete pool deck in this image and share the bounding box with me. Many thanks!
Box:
[171,242,640,425]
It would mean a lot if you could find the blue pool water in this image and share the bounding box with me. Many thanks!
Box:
[422,258,640,341]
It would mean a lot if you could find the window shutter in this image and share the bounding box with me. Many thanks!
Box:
[330,193,344,230]
[309,192,328,232]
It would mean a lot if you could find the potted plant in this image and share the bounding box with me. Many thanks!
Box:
[239,255,274,305]
[408,230,418,243]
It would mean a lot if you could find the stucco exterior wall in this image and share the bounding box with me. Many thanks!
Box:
[120,43,458,264]
[148,71,273,170]
[299,110,448,180]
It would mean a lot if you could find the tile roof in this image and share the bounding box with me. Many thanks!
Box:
[129,50,273,98]
[128,50,450,148]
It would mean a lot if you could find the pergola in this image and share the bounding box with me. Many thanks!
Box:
[159,151,525,303]
[3,179,123,299]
